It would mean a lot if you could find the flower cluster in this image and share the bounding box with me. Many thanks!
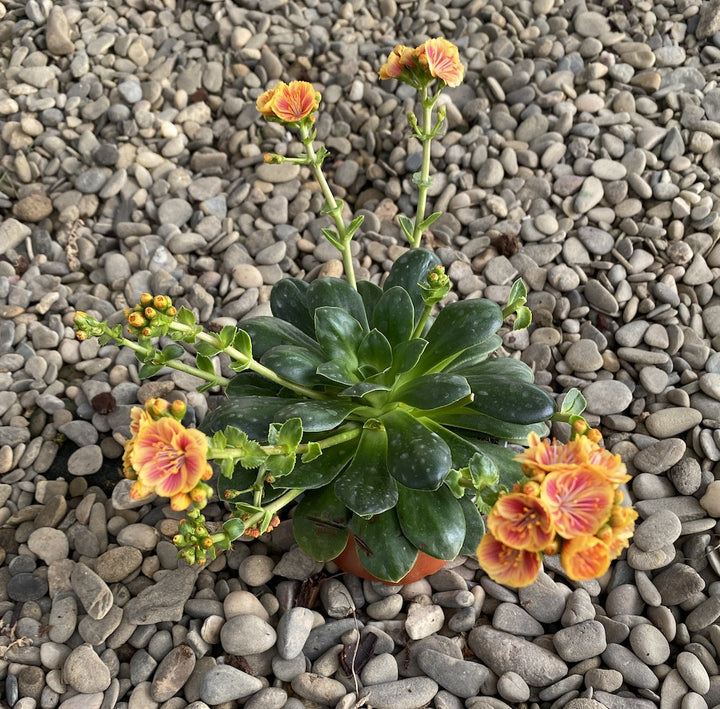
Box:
[124,293,177,338]
[476,427,636,587]
[378,37,464,89]
[123,398,213,511]
[257,80,321,124]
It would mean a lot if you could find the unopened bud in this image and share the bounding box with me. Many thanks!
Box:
[140,293,154,306]
[144,306,157,320]
[127,312,146,328]
[171,400,187,420]
[153,295,170,310]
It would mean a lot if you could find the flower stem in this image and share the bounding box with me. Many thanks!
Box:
[299,124,357,289]
[411,303,433,339]
[410,87,435,249]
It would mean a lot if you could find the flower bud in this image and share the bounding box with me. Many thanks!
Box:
[144,307,157,320]
[171,400,187,420]
[222,517,246,540]
[140,293,154,306]
[127,312,146,328]
[153,295,171,310]
[173,534,185,545]
[166,306,177,317]
[147,398,169,417]
[76,331,87,341]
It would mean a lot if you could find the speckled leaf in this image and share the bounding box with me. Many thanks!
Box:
[357,329,393,375]
[350,510,418,583]
[200,396,301,441]
[241,316,324,359]
[307,278,369,331]
[372,286,415,347]
[260,345,325,386]
[432,408,548,444]
[466,357,536,382]
[381,408,452,490]
[357,280,383,330]
[270,277,314,335]
[467,375,555,424]
[293,486,350,561]
[392,373,471,410]
[314,306,364,365]
[383,249,441,327]
[334,425,397,516]
[279,439,356,489]
[443,336,503,375]
[274,401,357,432]
[396,483,465,560]
[458,494,485,555]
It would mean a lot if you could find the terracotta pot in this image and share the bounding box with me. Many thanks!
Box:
[333,533,448,585]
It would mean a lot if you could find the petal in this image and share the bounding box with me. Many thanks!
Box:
[487,493,555,552]
[272,81,320,123]
[421,38,464,87]
[541,468,614,539]
[476,532,542,588]
[560,536,611,581]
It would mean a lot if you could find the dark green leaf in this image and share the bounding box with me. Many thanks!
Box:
[162,343,185,361]
[307,278,369,331]
[392,373,471,410]
[467,375,555,424]
[138,362,164,378]
[270,278,314,336]
[293,486,350,561]
[275,401,357,432]
[357,329,393,374]
[216,463,256,503]
[383,249,441,326]
[200,396,301,441]
[443,336,503,375]
[316,360,357,386]
[350,510,418,583]
[388,339,427,375]
[381,408,452,490]
[260,345,325,386]
[413,299,503,374]
[357,280,383,330]
[314,307,364,364]
[458,494,485,555]
[242,316,324,359]
[226,372,282,397]
[431,408,548,444]
[466,357,535,382]
[372,287,415,348]
[396,483,465,560]
[335,425,397,516]
[339,382,392,403]
[280,439,356,489]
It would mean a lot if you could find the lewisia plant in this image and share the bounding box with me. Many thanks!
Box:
[74,39,634,584]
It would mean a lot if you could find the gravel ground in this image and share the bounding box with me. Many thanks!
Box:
[3,0,720,707]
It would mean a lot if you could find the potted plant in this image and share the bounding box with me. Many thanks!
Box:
[74,39,635,585]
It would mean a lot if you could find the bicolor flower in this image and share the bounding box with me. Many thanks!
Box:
[487,492,554,552]
[130,416,213,499]
[476,532,542,588]
[257,81,320,124]
[560,535,611,581]
[516,431,587,477]
[605,502,638,558]
[418,38,464,87]
[541,467,614,539]
[378,44,419,81]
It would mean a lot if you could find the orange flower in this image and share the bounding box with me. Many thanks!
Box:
[122,406,151,479]
[582,439,631,486]
[267,81,320,123]
[130,416,211,498]
[516,431,587,476]
[487,493,554,552]
[476,532,541,587]
[256,85,280,118]
[418,38,464,87]
[560,536,611,581]
[378,44,419,81]
[605,502,638,558]
[541,468,614,539]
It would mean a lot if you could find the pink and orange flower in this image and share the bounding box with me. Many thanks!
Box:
[417,38,464,87]
[256,81,321,124]
[124,399,213,511]
[477,428,635,588]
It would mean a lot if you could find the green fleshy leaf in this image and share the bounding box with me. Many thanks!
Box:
[466,357,536,382]
[458,494,485,555]
[314,307,364,364]
[392,373,471,410]
[417,211,443,232]
[513,306,532,330]
[346,214,365,239]
[339,381,392,401]
[162,343,185,361]
[274,401,357,432]
[431,408,548,444]
[307,278,369,331]
[357,280,383,330]
[443,336,503,375]
[372,287,415,348]
[280,439,356,489]
[357,329,393,375]
[413,299,503,374]
[195,354,215,374]
[507,278,527,307]
[270,278,314,336]
[176,306,196,326]
[260,345,325,386]
[200,396,301,441]
[316,360,357,386]
[321,227,342,249]
[334,425,397,516]
[381,408,452,490]
[241,316,324,360]
[350,510,418,583]
[388,339,427,376]
[467,375,555,425]
[397,214,414,241]
[383,249,442,326]
[293,486,350,561]
[396,483,465,560]
[232,329,253,358]
[195,340,220,357]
